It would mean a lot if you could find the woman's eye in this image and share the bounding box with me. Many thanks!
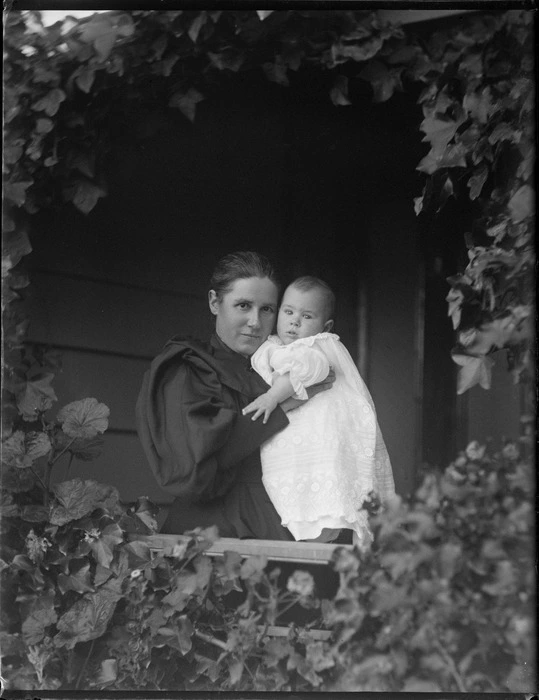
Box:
[263,306,275,313]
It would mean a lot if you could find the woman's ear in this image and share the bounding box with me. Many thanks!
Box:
[208,290,219,315]
[323,319,334,332]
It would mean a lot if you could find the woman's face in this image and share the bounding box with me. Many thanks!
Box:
[209,276,279,357]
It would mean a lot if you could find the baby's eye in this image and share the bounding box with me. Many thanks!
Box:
[284,309,292,315]
[303,314,312,320]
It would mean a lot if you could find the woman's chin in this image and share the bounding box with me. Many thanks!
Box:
[237,334,264,355]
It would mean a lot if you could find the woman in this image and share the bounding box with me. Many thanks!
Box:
[136,251,334,539]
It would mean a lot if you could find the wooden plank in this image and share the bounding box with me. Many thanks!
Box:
[132,533,351,565]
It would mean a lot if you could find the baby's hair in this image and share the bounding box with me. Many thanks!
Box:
[210,251,281,298]
[289,275,336,320]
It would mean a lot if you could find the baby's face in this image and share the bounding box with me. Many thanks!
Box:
[277,286,330,344]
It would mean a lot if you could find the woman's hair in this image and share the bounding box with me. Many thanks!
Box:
[210,251,281,298]
[289,275,336,320]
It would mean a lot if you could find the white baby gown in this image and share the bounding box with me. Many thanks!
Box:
[251,333,395,544]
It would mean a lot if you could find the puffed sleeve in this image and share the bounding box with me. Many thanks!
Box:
[269,343,330,400]
[136,343,288,502]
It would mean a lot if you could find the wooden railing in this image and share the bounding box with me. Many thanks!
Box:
[133,533,351,564]
[130,534,354,641]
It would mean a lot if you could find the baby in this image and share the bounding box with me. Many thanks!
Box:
[243,276,395,545]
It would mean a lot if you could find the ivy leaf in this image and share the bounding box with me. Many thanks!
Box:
[57,561,94,594]
[257,11,274,20]
[54,582,122,649]
[330,75,351,107]
[207,50,244,73]
[75,67,96,94]
[240,555,267,582]
[463,88,494,124]
[4,180,33,207]
[176,615,194,655]
[306,641,335,672]
[508,185,534,223]
[222,550,242,579]
[89,523,124,568]
[31,88,66,116]
[438,175,454,211]
[161,54,179,77]
[115,13,135,38]
[228,657,244,686]
[91,564,112,590]
[439,542,462,578]
[416,151,439,175]
[169,88,205,122]
[446,288,464,329]
[57,397,110,439]
[162,572,198,611]
[70,152,96,178]
[467,164,489,200]
[188,13,207,43]
[22,591,57,645]
[50,479,117,526]
[94,29,118,62]
[69,180,107,214]
[3,141,24,165]
[79,15,118,62]
[331,35,383,64]
[3,229,32,270]
[488,122,516,145]
[97,659,118,687]
[453,353,494,394]
[263,58,289,87]
[482,560,517,596]
[124,540,152,569]
[420,116,458,156]
[359,60,399,103]
[194,554,213,589]
[36,118,54,134]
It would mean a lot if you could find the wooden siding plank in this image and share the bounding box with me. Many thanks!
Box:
[26,271,212,357]
[39,349,147,432]
[52,432,173,505]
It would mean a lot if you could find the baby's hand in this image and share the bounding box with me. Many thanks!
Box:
[242,392,279,423]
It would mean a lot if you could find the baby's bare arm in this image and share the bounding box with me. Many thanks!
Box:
[242,374,295,423]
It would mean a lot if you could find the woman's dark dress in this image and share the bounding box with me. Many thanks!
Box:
[136,333,294,540]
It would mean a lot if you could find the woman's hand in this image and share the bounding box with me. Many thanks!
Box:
[280,368,336,413]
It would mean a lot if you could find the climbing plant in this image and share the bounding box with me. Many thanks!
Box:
[2,8,535,430]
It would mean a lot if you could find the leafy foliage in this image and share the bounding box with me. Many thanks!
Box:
[1,15,535,689]
[2,435,535,691]
[400,11,535,393]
